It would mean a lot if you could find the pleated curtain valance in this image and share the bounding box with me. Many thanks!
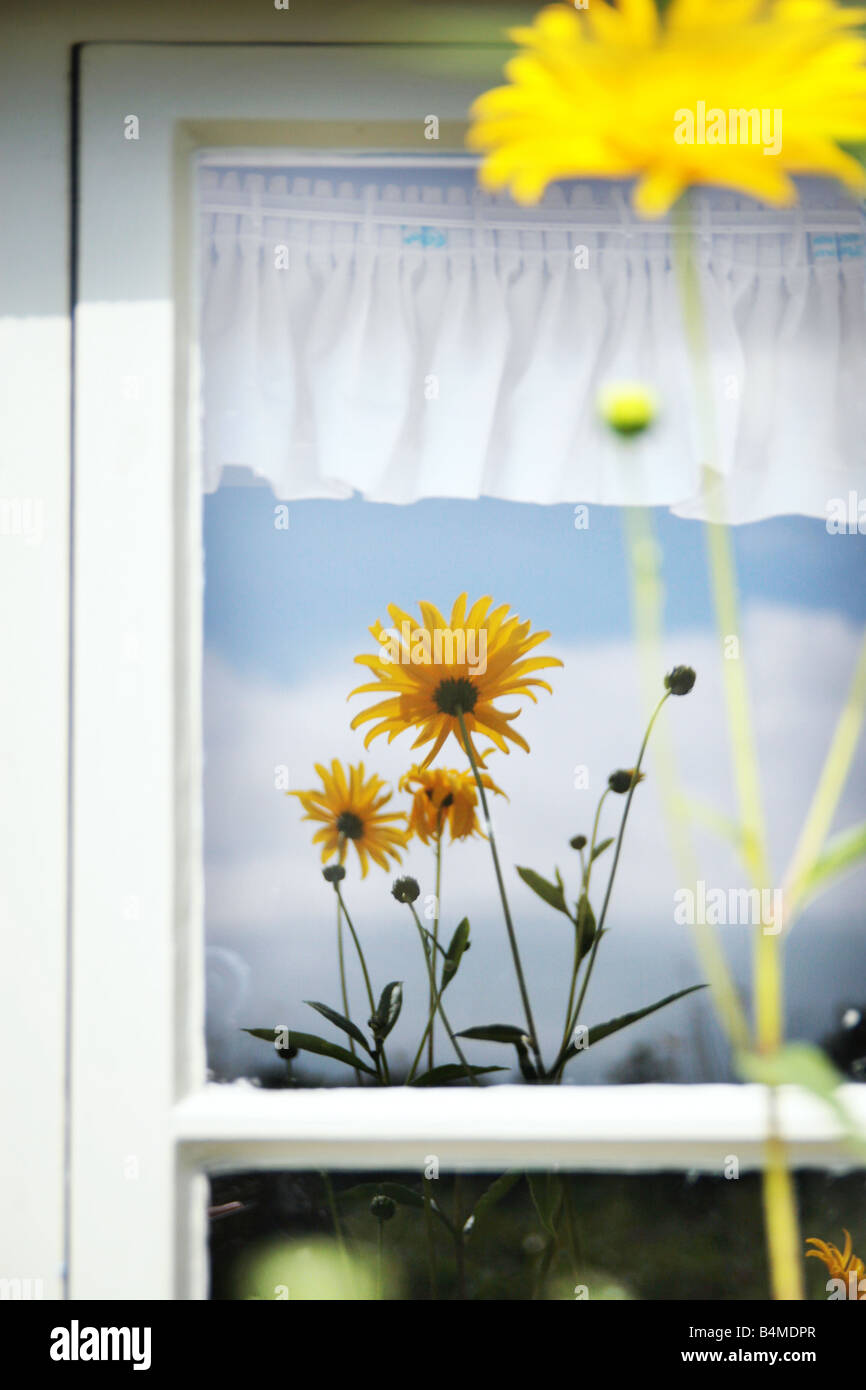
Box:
[199,166,866,522]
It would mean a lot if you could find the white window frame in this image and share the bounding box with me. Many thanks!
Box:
[72,42,866,1301]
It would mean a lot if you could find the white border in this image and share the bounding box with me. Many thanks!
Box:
[74,43,865,1302]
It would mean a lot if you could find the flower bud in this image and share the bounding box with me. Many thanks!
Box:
[370,1194,396,1222]
[665,665,696,696]
[608,768,645,795]
[391,876,420,904]
[322,864,346,884]
[597,381,658,438]
[570,834,587,851]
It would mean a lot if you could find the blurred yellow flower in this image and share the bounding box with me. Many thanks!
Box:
[350,594,561,766]
[806,1229,865,1293]
[400,764,507,844]
[290,759,408,878]
[467,0,866,216]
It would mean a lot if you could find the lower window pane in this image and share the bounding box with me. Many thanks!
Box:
[208,1168,866,1301]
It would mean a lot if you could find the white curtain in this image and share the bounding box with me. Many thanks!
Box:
[199,167,866,522]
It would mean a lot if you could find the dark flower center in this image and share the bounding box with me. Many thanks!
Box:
[434,677,478,716]
[336,811,364,840]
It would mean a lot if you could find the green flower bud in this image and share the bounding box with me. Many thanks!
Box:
[665,665,697,696]
[570,834,587,851]
[370,1194,396,1222]
[597,381,658,438]
[322,864,346,884]
[391,876,420,904]
[608,768,646,795]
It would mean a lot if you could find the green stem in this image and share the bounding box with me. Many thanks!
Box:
[377,1220,384,1300]
[423,1176,439,1301]
[455,705,542,1072]
[334,885,376,1017]
[321,1172,348,1264]
[623,506,750,1052]
[558,789,609,1067]
[408,903,479,1085]
[429,831,443,1071]
[335,884,389,1084]
[673,192,801,1299]
[453,1177,466,1300]
[335,897,361,1085]
[557,694,670,1071]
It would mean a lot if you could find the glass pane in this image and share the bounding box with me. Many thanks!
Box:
[208,1168,866,1301]
[203,490,866,1086]
[199,160,866,1090]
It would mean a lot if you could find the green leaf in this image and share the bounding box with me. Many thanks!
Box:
[338,1181,425,1210]
[304,1000,372,1055]
[794,821,866,906]
[527,1173,562,1237]
[243,1027,377,1077]
[410,1064,506,1086]
[562,985,707,1063]
[466,1171,521,1232]
[457,1024,538,1080]
[243,1026,295,1052]
[441,917,471,992]
[576,893,597,962]
[738,1042,866,1158]
[369,981,403,1042]
[590,837,615,863]
[516,866,571,917]
[457,1024,531,1045]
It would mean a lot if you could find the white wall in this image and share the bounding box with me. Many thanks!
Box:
[0,0,526,1300]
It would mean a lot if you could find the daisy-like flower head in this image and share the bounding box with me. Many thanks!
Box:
[349,594,562,767]
[289,759,408,879]
[467,0,866,216]
[805,1229,866,1291]
[400,764,507,844]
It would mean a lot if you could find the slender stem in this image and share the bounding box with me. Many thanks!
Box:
[562,1180,581,1283]
[321,1172,348,1264]
[453,1177,466,1300]
[377,1220,384,1300]
[423,1177,439,1301]
[335,883,389,1084]
[763,1101,805,1300]
[673,192,802,1298]
[334,885,376,1017]
[783,625,866,922]
[623,506,750,1051]
[408,903,480,1085]
[455,706,542,1071]
[429,830,443,1071]
[532,1234,557,1301]
[558,789,609,1066]
[563,694,670,1058]
[335,897,361,1085]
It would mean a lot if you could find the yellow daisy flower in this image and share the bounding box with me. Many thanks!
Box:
[400,764,507,844]
[467,0,866,216]
[349,594,561,766]
[289,759,408,878]
[806,1229,866,1293]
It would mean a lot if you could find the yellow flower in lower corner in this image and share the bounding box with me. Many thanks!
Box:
[400,764,507,844]
[290,759,408,878]
[350,593,561,767]
[806,1229,866,1297]
[467,0,866,216]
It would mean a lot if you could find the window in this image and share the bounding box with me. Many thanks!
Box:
[72,42,866,1300]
